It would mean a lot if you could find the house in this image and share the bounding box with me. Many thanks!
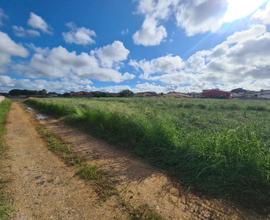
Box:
[135,92,158,97]
[258,90,270,99]
[202,89,232,99]
[165,92,191,98]
[231,88,247,98]
[188,92,202,98]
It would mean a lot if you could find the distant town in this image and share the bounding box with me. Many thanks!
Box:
[1,88,270,100]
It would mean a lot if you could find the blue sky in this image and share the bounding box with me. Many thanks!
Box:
[0,0,270,93]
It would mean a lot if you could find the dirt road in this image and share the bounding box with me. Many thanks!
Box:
[4,103,129,220]
[3,102,262,220]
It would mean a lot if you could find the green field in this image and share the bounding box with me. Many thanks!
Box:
[0,99,12,219]
[25,97,270,213]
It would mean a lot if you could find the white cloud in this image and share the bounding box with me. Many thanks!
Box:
[12,25,40,37]
[130,54,185,79]
[0,75,14,87]
[0,8,7,26]
[0,31,28,72]
[253,1,270,25]
[133,0,267,44]
[0,75,94,93]
[0,75,134,93]
[93,41,130,68]
[131,25,270,91]
[13,42,134,83]
[63,22,96,46]
[133,16,167,46]
[191,25,270,90]
[134,82,168,93]
[28,12,51,34]
[133,0,176,46]
[175,0,228,36]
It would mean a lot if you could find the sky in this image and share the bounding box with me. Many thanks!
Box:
[0,0,270,93]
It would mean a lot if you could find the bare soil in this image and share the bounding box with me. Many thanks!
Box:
[4,103,129,220]
[2,102,265,220]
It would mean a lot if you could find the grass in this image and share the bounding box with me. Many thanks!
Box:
[36,125,116,199]
[25,97,270,214]
[0,99,12,220]
[129,204,163,220]
[36,123,162,219]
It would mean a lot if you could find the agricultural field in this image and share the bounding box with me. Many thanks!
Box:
[25,97,270,213]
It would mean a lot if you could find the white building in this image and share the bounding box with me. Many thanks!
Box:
[258,90,270,99]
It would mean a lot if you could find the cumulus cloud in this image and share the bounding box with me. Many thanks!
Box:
[63,22,96,46]
[130,54,185,79]
[0,75,14,87]
[0,31,28,72]
[134,82,168,93]
[93,41,130,68]
[131,25,270,91]
[0,75,94,93]
[13,41,134,83]
[28,12,51,34]
[175,0,228,36]
[12,25,40,37]
[133,0,176,46]
[133,17,167,46]
[133,0,267,45]
[0,75,134,93]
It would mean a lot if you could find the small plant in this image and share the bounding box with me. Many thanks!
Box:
[36,124,117,200]
[76,164,101,181]
[130,204,163,220]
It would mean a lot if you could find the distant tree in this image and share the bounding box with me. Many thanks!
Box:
[38,89,47,96]
[9,89,47,97]
[119,89,134,97]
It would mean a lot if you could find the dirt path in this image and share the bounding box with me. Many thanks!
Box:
[3,102,263,220]
[4,102,129,220]
[34,107,262,219]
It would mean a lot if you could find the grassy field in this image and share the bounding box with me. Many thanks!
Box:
[25,97,270,213]
[0,99,12,219]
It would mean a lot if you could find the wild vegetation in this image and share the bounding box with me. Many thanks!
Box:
[36,125,117,199]
[25,97,270,213]
[0,99,12,219]
[36,122,162,219]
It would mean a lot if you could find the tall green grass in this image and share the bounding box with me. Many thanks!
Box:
[0,99,12,219]
[25,97,270,213]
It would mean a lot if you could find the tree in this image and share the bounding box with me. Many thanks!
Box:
[119,89,134,97]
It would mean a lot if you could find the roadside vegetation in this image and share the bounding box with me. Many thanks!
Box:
[36,125,117,199]
[36,124,162,219]
[26,97,270,214]
[0,99,12,219]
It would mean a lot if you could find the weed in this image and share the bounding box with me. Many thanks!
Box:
[36,125,117,200]
[129,204,163,220]
[25,97,270,213]
[76,164,101,180]
[0,99,12,219]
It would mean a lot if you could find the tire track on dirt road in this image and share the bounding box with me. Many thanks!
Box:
[4,102,130,220]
